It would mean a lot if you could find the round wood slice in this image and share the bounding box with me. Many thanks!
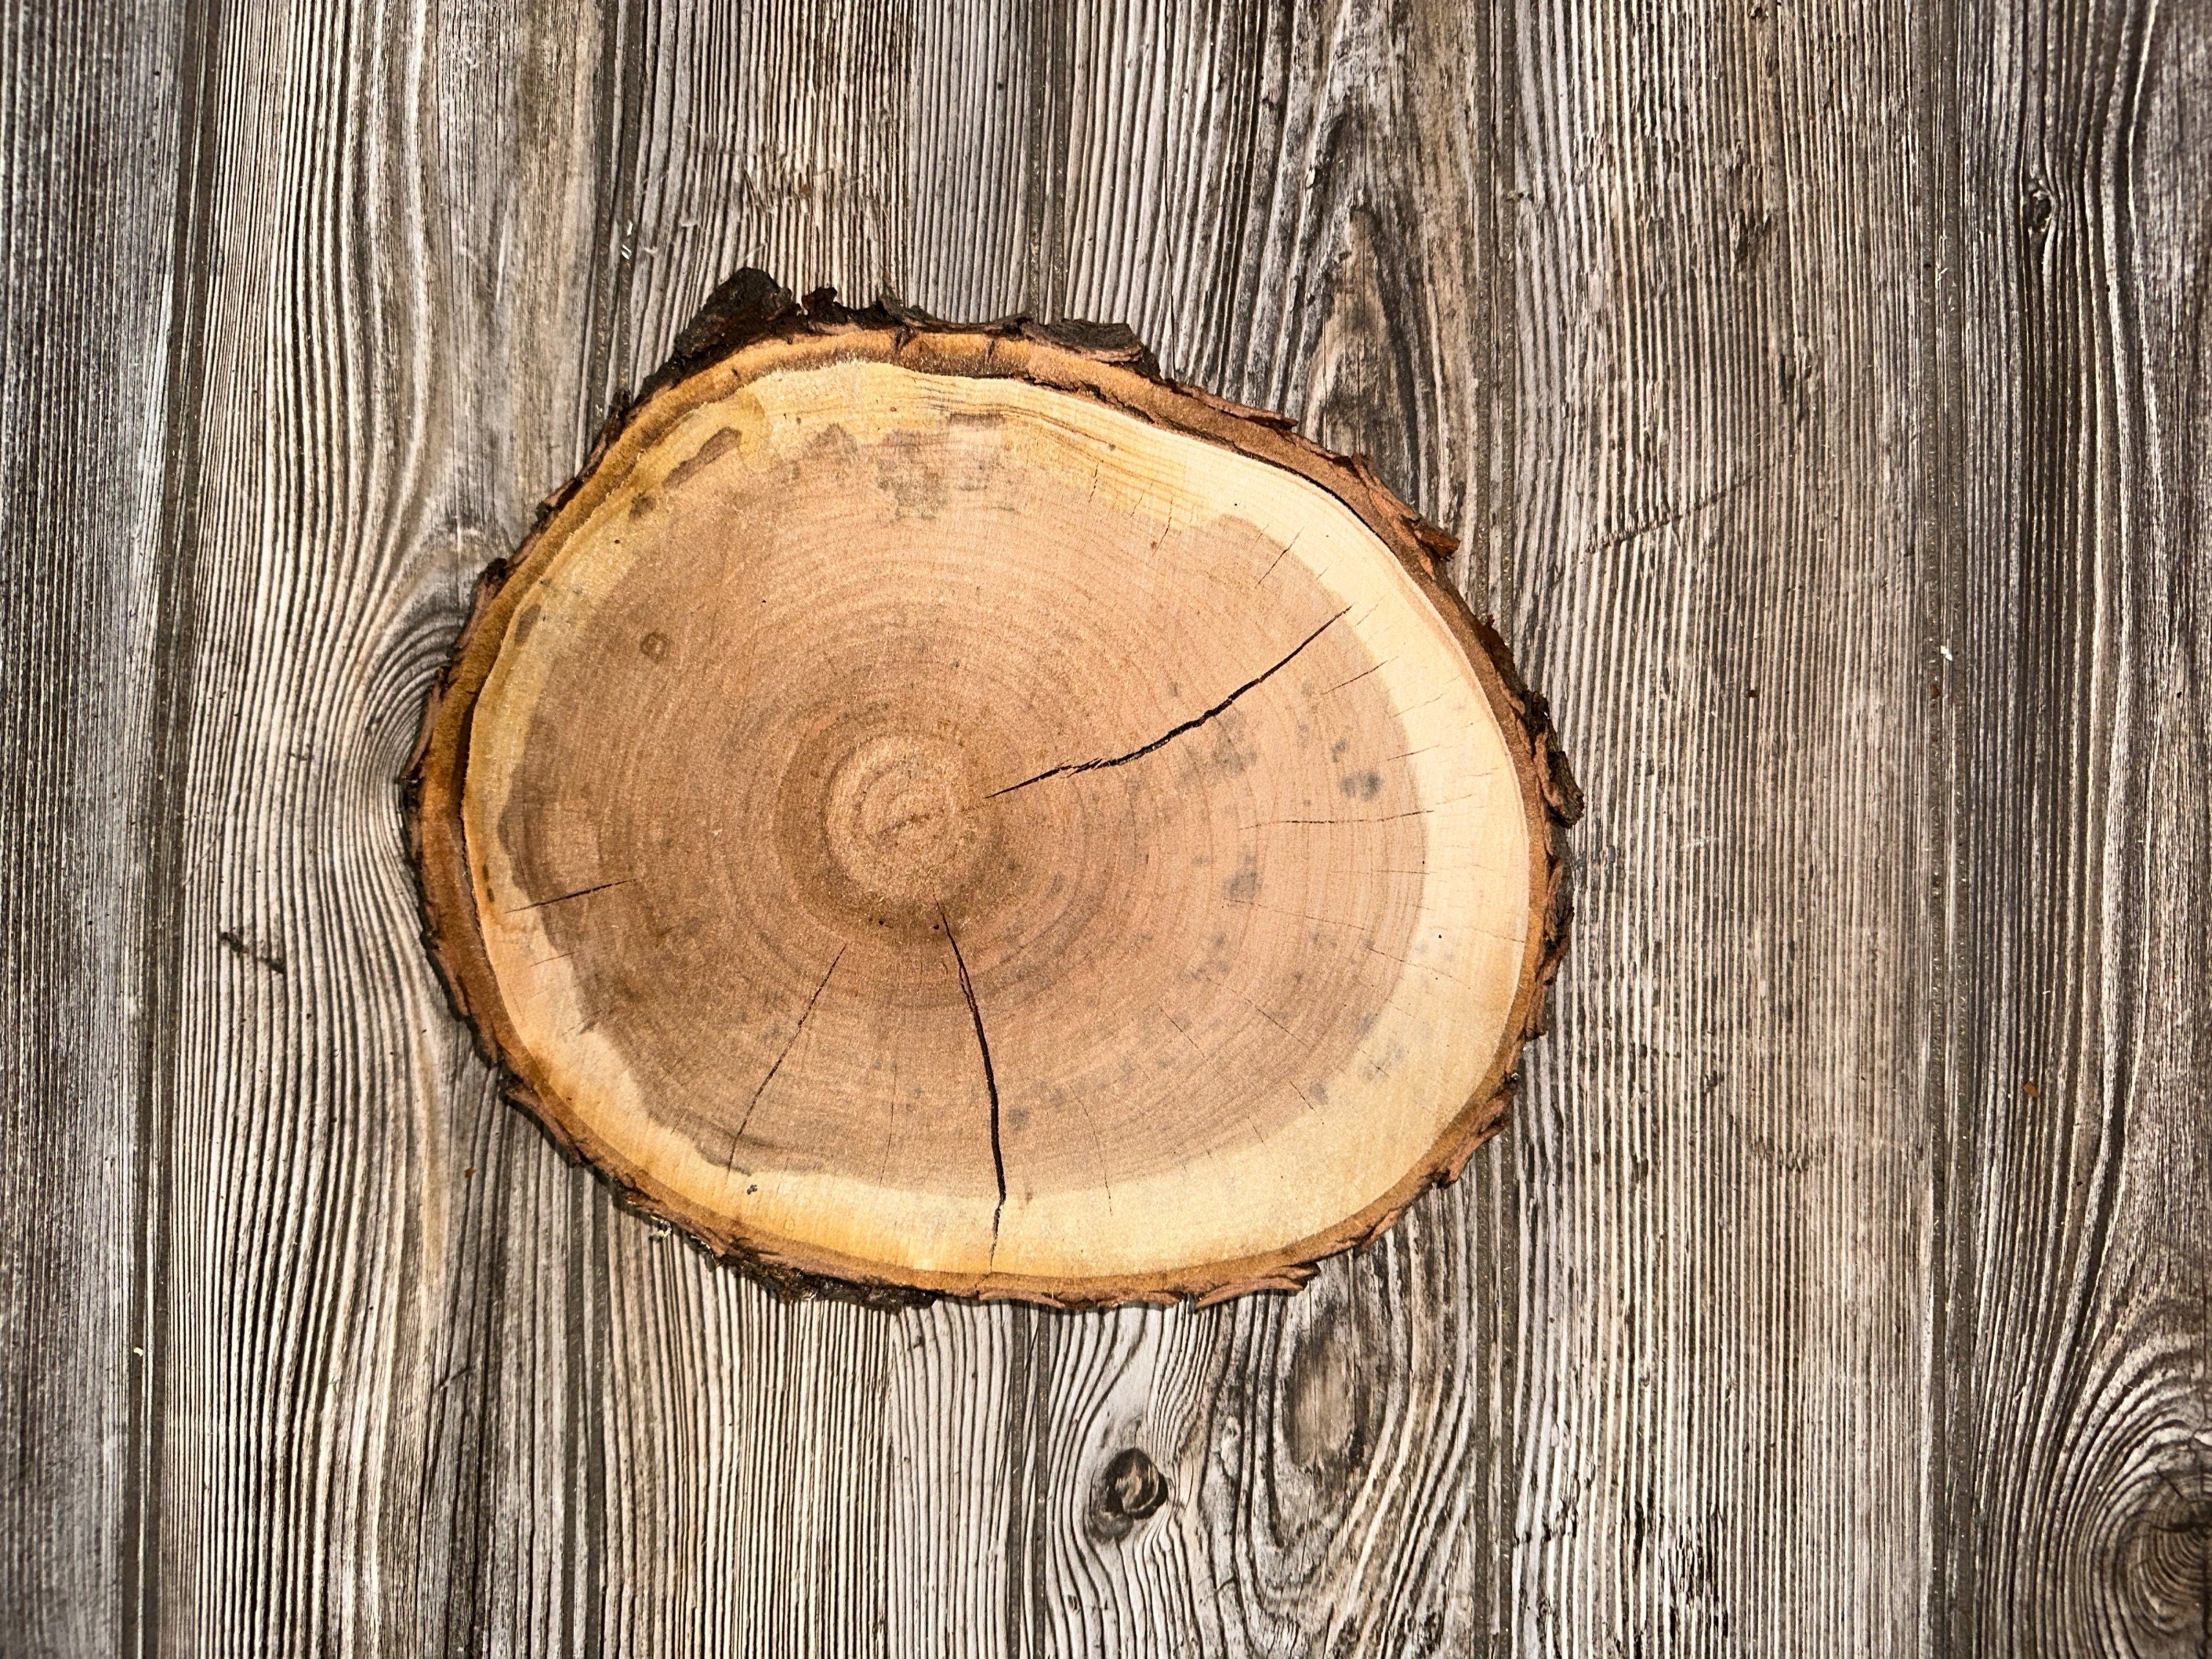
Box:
[407,273,1579,1307]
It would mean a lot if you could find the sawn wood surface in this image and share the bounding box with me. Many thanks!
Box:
[1,0,2205,1653]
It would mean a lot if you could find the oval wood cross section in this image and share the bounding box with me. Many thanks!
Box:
[408,290,1576,1306]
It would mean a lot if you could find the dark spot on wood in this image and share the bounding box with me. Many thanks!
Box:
[874,429,949,516]
[1284,1300,1374,1491]
[640,631,670,661]
[1340,770,1382,799]
[1733,206,1772,271]
[2112,1489,2212,1647]
[665,426,739,490]
[217,929,285,975]
[1305,207,1418,496]
[1206,719,1253,777]
[1087,1447,1169,1541]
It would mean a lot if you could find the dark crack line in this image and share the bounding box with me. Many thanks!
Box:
[1239,791,1480,831]
[508,876,638,914]
[736,946,844,1143]
[985,607,1351,798]
[1224,896,1364,931]
[1162,1009,1204,1056]
[1238,993,1292,1037]
[1319,658,1387,696]
[1583,461,1775,553]
[1365,942,1470,987]
[941,909,1006,1262]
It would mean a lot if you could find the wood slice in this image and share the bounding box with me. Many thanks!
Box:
[407,273,1579,1307]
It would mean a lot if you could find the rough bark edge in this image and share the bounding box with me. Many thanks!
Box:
[402,270,1581,1310]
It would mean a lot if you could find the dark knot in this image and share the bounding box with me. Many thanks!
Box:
[1089,1447,1169,1541]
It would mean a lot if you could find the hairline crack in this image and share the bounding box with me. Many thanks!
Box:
[735,944,844,1144]
[507,875,639,914]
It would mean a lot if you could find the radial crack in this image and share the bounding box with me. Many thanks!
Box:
[508,876,638,914]
[986,607,1350,797]
[940,909,1006,1261]
[737,946,844,1142]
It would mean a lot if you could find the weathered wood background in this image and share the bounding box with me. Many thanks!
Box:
[4,0,2208,1652]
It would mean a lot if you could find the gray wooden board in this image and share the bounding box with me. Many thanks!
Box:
[0,0,2205,1652]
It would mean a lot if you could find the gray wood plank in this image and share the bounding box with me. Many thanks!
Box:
[399,9,619,1651]
[0,0,180,1651]
[132,0,614,1650]
[1935,0,2211,1649]
[1500,0,1947,1648]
